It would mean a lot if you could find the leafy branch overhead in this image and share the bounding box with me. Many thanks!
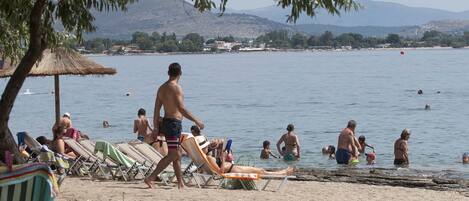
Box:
[195,0,361,22]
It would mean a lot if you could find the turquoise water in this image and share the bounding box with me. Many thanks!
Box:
[2,49,468,178]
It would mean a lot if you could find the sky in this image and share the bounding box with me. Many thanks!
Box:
[226,0,469,12]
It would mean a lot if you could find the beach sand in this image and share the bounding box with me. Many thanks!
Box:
[57,177,468,201]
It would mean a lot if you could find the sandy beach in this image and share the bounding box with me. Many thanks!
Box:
[57,177,468,201]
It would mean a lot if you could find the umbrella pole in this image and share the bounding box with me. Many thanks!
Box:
[54,75,60,124]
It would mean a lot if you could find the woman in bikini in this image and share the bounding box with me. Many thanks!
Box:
[276,124,301,161]
[195,136,293,176]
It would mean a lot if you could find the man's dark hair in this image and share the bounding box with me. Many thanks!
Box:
[138,108,146,116]
[347,120,356,129]
[190,125,200,136]
[168,63,182,77]
[263,140,270,148]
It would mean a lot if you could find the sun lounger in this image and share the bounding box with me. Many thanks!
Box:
[129,141,176,184]
[116,142,154,176]
[181,137,294,191]
[0,163,59,201]
[79,140,130,180]
[17,132,43,162]
[16,132,69,185]
[63,138,110,178]
[93,140,148,181]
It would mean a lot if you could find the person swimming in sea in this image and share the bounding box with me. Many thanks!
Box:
[276,124,300,161]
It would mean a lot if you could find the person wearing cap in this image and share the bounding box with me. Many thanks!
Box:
[195,136,293,176]
[51,112,73,140]
[61,113,73,129]
[394,129,411,166]
[463,153,469,164]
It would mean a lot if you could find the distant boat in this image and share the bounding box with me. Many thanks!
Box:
[23,89,33,95]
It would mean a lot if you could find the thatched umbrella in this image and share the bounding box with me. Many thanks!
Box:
[0,48,116,123]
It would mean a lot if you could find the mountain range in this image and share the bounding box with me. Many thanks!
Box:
[238,0,469,26]
[88,0,292,39]
[87,0,469,39]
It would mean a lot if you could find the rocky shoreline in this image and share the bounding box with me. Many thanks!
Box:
[291,167,469,197]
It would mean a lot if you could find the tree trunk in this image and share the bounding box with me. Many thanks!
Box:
[0,0,47,164]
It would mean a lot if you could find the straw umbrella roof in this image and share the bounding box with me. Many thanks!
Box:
[0,48,116,77]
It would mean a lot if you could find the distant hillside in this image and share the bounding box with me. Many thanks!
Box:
[238,0,469,26]
[85,0,469,40]
[399,20,469,37]
[87,0,293,39]
[295,24,416,37]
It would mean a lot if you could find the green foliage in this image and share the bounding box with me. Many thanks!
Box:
[151,32,161,43]
[256,30,291,48]
[0,0,137,61]
[385,34,401,45]
[178,40,196,52]
[319,31,334,46]
[216,35,235,42]
[291,33,308,48]
[276,0,361,23]
[156,40,179,52]
[183,33,204,51]
[131,32,154,50]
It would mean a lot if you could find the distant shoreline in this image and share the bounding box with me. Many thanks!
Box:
[84,46,464,57]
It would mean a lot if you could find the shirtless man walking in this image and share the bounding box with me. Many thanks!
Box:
[336,120,361,164]
[144,63,204,189]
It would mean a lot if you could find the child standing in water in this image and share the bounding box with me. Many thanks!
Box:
[358,135,374,154]
[260,140,278,159]
[133,108,152,142]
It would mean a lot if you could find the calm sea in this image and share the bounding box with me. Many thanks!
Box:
[2,49,468,178]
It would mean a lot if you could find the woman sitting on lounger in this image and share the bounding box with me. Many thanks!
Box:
[51,125,77,159]
[195,136,293,176]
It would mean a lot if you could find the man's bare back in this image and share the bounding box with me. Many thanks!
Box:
[157,81,183,120]
[336,120,359,164]
[337,128,354,152]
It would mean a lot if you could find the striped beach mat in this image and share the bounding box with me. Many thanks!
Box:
[0,163,58,201]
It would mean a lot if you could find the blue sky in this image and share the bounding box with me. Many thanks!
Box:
[226,0,469,12]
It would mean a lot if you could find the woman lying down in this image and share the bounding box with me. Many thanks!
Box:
[194,136,294,176]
